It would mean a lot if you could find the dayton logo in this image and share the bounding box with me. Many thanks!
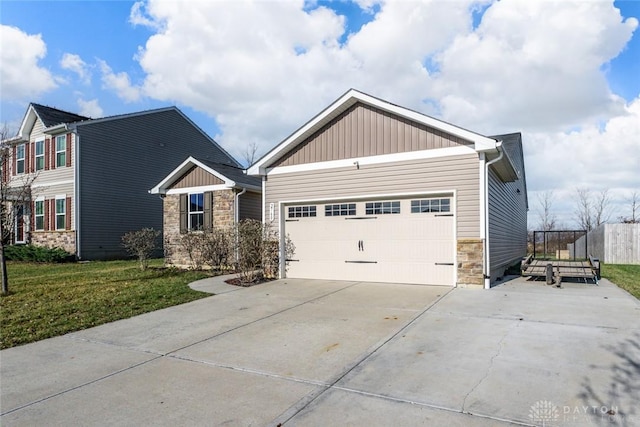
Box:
[529,400,559,426]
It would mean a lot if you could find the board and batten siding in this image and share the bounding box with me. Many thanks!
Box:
[172,166,224,188]
[274,103,473,167]
[239,191,262,221]
[266,153,480,239]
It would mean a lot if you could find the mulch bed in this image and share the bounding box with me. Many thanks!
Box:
[224,276,275,287]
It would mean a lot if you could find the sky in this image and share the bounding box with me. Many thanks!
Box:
[1,0,639,229]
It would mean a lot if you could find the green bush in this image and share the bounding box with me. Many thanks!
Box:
[4,245,74,263]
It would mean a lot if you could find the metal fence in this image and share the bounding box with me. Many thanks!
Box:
[531,230,587,260]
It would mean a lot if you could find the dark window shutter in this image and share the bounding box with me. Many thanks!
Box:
[66,133,72,167]
[12,146,16,176]
[30,201,35,236]
[66,197,72,230]
[44,138,50,171]
[31,142,36,173]
[45,199,51,231]
[179,194,188,233]
[24,143,30,173]
[204,191,213,229]
[50,138,56,170]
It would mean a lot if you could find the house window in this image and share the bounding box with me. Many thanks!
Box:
[189,193,204,230]
[288,205,316,218]
[365,201,400,215]
[35,140,45,171]
[411,198,451,213]
[56,135,66,167]
[55,197,66,230]
[35,200,45,231]
[16,144,25,174]
[325,203,356,216]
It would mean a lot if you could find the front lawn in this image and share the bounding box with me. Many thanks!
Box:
[0,259,211,349]
[601,263,640,300]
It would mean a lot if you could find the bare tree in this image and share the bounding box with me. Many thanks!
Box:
[536,190,556,231]
[574,187,611,232]
[618,190,639,223]
[1,124,39,295]
[241,142,259,167]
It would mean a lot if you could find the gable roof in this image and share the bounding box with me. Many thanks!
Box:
[31,103,90,127]
[70,106,242,168]
[15,103,90,140]
[248,89,499,175]
[149,156,260,195]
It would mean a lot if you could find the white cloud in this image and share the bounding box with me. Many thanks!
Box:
[0,25,57,101]
[97,59,141,103]
[77,98,103,118]
[127,0,638,224]
[60,53,91,84]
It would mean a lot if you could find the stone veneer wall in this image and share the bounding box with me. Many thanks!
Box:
[163,189,236,267]
[457,238,484,287]
[30,231,76,255]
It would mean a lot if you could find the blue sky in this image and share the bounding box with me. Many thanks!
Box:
[1,0,639,227]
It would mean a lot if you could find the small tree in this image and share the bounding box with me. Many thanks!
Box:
[574,187,611,231]
[619,190,639,224]
[1,124,40,295]
[241,142,259,167]
[121,228,161,270]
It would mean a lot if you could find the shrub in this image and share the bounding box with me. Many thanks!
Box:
[4,245,74,263]
[200,227,234,271]
[121,228,161,270]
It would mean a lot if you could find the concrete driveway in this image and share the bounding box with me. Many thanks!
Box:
[1,277,639,426]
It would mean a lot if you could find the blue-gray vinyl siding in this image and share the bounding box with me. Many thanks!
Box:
[76,109,238,259]
[487,135,528,279]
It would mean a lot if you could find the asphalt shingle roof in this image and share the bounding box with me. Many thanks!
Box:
[198,158,261,188]
[31,103,90,127]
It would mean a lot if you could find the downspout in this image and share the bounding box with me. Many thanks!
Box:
[483,141,504,289]
[234,187,247,224]
[66,124,81,259]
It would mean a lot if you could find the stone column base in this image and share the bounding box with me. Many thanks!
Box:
[457,238,484,288]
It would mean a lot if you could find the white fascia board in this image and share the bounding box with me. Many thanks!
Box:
[165,184,233,195]
[17,105,37,141]
[249,89,496,175]
[43,124,68,135]
[267,145,476,176]
[149,156,234,194]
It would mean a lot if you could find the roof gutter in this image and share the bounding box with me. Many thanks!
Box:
[483,141,503,289]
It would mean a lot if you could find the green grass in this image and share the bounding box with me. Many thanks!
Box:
[601,264,640,300]
[0,259,211,349]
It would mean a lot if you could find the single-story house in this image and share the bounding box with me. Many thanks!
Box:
[150,156,261,267]
[248,89,528,288]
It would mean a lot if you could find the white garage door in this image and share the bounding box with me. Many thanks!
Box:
[284,196,455,286]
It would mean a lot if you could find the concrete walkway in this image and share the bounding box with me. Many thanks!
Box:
[1,277,639,426]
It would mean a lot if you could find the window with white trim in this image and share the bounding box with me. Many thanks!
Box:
[365,201,400,215]
[16,143,25,174]
[288,205,316,218]
[189,193,204,230]
[56,135,66,167]
[411,198,451,213]
[325,203,356,216]
[35,199,45,231]
[35,140,45,171]
[55,197,66,230]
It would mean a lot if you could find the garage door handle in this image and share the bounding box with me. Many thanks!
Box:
[358,240,363,251]
[435,262,454,266]
[435,214,454,217]
[346,217,377,220]
[345,260,378,264]
[286,259,300,262]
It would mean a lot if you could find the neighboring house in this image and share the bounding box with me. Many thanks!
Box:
[248,89,528,288]
[3,103,240,259]
[149,156,261,267]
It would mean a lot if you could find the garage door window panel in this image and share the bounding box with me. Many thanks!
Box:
[411,198,451,213]
[325,203,356,216]
[365,201,400,215]
[288,205,316,218]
